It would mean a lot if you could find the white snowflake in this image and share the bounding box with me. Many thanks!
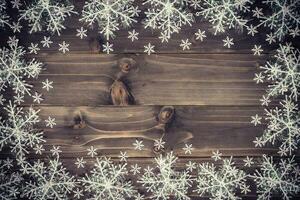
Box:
[119,151,128,162]
[252,0,300,41]
[259,44,300,101]
[42,79,53,91]
[11,0,22,9]
[21,154,76,200]
[211,150,222,161]
[40,36,53,48]
[34,144,44,155]
[81,156,137,199]
[194,157,250,199]
[50,146,62,157]
[252,44,263,56]
[195,29,206,41]
[223,36,234,48]
[183,143,193,154]
[180,39,192,50]
[128,29,139,41]
[154,138,165,150]
[76,27,87,39]
[11,21,22,33]
[32,92,43,104]
[102,42,113,54]
[130,164,141,175]
[45,116,56,128]
[251,114,262,126]
[28,43,40,54]
[143,0,194,39]
[58,41,70,54]
[253,72,265,84]
[80,0,139,40]
[186,161,196,172]
[144,43,155,55]
[138,152,193,200]
[19,0,76,35]
[266,32,276,44]
[87,146,98,157]
[196,0,253,34]
[243,156,254,167]
[250,155,300,200]
[0,102,44,162]
[159,32,169,43]
[73,188,84,199]
[254,96,300,156]
[0,37,43,98]
[75,157,86,169]
[133,139,144,150]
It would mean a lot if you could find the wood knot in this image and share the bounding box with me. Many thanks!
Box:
[73,112,86,129]
[158,106,175,124]
[110,80,134,106]
[117,58,136,79]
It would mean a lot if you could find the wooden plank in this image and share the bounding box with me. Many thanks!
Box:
[11,54,270,106]
[14,105,280,158]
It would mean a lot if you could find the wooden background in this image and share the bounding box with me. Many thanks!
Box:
[1,0,300,199]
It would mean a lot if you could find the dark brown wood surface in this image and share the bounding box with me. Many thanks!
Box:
[1,1,299,199]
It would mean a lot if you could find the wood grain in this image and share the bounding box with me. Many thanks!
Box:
[9,53,271,106]
[21,105,276,159]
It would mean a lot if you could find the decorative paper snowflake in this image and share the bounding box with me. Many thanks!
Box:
[194,157,250,199]
[195,0,253,35]
[252,0,300,41]
[254,96,300,156]
[19,0,76,35]
[258,44,300,101]
[0,37,43,99]
[143,0,194,39]
[0,159,22,200]
[80,0,140,40]
[21,153,76,200]
[0,0,10,29]
[81,156,137,200]
[138,152,193,200]
[0,102,45,162]
[250,155,300,200]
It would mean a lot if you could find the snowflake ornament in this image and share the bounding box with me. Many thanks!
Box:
[81,157,137,200]
[258,44,300,101]
[143,0,194,40]
[0,159,22,200]
[250,155,300,200]
[0,102,44,162]
[76,27,87,39]
[253,0,300,41]
[0,37,43,99]
[58,41,70,54]
[194,157,250,199]
[19,0,76,35]
[80,0,140,40]
[144,43,155,55]
[195,29,206,41]
[21,153,76,200]
[128,29,139,41]
[138,152,193,200]
[195,0,253,35]
[41,36,53,48]
[254,96,300,156]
